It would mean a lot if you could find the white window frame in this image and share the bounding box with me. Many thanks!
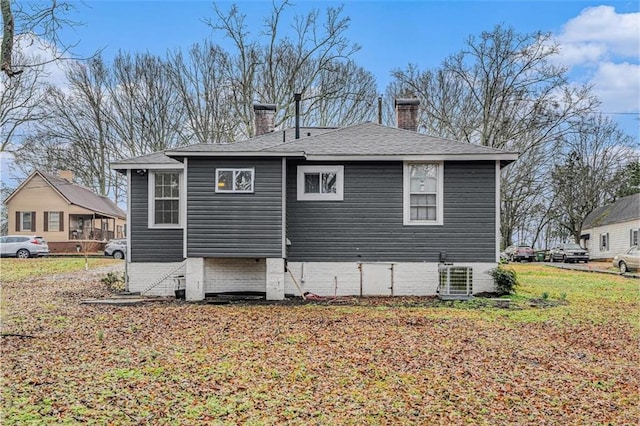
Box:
[20,211,32,231]
[403,161,444,226]
[296,165,344,201]
[48,211,60,232]
[600,233,609,251]
[148,170,183,229]
[631,229,638,247]
[215,168,255,193]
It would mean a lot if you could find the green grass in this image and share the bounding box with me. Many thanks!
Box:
[0,257,119,283]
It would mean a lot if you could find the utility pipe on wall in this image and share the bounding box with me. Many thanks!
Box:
[294,93,302,139]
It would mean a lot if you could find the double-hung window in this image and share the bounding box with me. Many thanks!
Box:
[47,212,60,231]
[17,211,34,231]
[403,162,443,225]
[297,165,344,201]
[149,171,182,228]
[216,168,254,193]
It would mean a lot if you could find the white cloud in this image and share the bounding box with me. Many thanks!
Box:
[557,5,640,65]
[14,33,69,89]
[553,6,639,131]
[591,62,640,113]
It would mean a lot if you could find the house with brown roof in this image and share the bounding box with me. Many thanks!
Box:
[4,170,126,252]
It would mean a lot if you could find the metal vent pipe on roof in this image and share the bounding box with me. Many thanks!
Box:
[294,93,302,139]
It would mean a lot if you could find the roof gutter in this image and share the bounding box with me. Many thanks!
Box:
[162,151,306,158]
[305,153,519,164]
[110,162,185,170]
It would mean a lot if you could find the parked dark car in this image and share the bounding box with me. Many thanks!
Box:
[612,246,639,273]
[0,235,49,258]
[548,243,589,263]
[504,245,535,262]
[104,239,126,259]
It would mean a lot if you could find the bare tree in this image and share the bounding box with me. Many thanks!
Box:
[551,115,635,243]
[1,0,82,77]
[208,0,375,136]
[0,49,47,153]
[107,51,188,156]
[13,58,116,197]
[166,42,239,144]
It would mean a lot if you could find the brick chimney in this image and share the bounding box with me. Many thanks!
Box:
[395,98,420,132]
[59,170,73,182]
[254,103,276,136]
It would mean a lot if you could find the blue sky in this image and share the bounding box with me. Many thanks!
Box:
[57,0,640,134]
[2,1,638,186]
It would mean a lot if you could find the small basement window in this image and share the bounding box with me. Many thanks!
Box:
[216,168,255,193]
[297,165,344,201]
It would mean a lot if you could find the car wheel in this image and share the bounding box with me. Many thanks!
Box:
[16,249,30,259]
[620,261,628,274]
[113,250,124,260]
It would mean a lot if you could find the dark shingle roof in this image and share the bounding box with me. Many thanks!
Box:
[39,172,126,219]
[113,122,517,168]
[583,193,640,229]
[167,127,337,153]
[166,123,514,157]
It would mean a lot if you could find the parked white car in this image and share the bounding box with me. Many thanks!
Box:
[0,235,49,258]
[104,239,126,259]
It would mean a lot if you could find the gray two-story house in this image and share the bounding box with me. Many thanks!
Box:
[112,99,517,300]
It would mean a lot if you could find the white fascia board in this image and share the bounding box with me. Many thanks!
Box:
[163,151,304,157]
[110,163,184,170]
[305,153,519,162]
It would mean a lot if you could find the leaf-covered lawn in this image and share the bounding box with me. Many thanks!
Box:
[1,263,638,424]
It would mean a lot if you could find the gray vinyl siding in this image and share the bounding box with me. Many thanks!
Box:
[286,161,496,262]
[130,172,184,262]
[187,158,282,258]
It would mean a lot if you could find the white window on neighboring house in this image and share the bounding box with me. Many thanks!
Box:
[216,168,255,193]
[296,165,344,201]
[600,233,609,251]
[149,170,182,228]
[20,211,33,231]
[631,229,639,246]
[403,162,443,225]
[48,212,60,232]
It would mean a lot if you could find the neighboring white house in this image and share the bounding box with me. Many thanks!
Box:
[581,193,640,260]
